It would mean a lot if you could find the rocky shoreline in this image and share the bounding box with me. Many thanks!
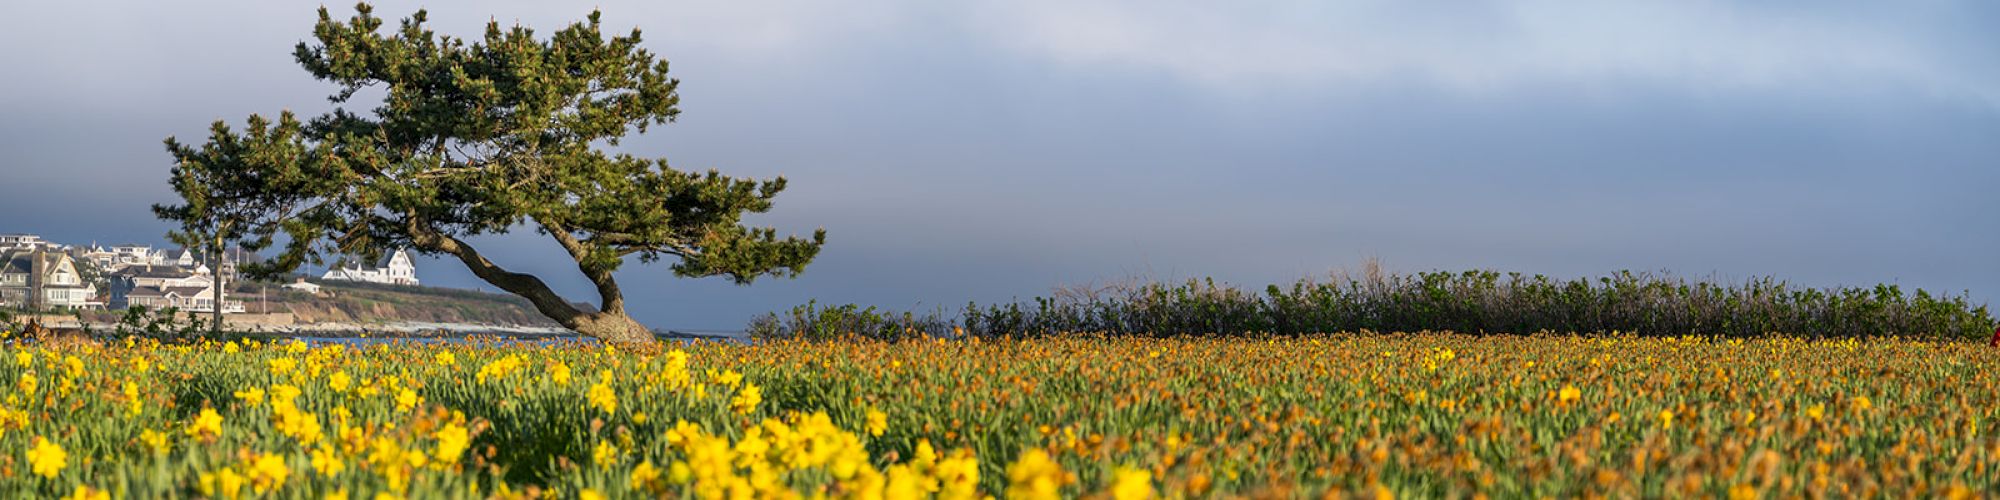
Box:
[10,313,743,340]
[255,321,576,336]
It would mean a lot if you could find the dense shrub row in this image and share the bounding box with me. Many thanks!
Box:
[753,270,1995,340]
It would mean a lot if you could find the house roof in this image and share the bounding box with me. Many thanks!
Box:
[126,287,167,297]
[0,254,29,275]
[122,267,195,279]
[378,249,404,268]
[164,286,210,297]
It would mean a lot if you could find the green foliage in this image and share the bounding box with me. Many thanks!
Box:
[154,3,824,339]
[746,300,954,341]
[757,270,1995,340]
[104,306,211,340]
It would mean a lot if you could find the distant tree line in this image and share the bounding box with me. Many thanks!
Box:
[751,270,1995,341]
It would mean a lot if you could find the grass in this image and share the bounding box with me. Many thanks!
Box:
[0,331,1995,497]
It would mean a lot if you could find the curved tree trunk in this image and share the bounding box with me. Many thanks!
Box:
[572,312,654,345]
[408,221,657,345]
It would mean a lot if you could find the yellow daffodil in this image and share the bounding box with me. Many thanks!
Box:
[26,436,66,478]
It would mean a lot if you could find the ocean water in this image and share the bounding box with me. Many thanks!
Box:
[293,330,747,347]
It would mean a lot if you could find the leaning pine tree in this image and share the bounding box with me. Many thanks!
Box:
[156,3,825,344]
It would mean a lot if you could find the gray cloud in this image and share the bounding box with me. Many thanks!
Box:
[1,1,1994,330]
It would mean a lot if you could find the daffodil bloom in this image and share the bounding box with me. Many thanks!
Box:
[248,452,290,493]
[434,422,470,464]
[1005,449,1063,500]
[310,447,345,478]
[550,362,572,386]
[630,460,663,493]
[1111,466,1154,500]
[592,440,620,469]
[587,380,618,415]
[866,407,888,437]
[66,485,109,500]
[328,371,352,392]
[187,408,224,439]
[396,389,422,412]
[730,383,763,415]
[140,429,170,453]
[26,436,66,478]
[268,357,299,377]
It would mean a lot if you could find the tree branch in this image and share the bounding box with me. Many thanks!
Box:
[539,218,626,316]
[406,217,584,326]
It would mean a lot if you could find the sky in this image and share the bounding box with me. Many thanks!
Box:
[2,1,1996,331]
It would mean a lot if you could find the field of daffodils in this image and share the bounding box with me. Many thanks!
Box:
[2,332,1996,498]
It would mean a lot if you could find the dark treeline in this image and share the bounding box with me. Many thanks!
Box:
[750,270,1995,341]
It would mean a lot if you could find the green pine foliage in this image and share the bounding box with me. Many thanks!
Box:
[156,3,824,343]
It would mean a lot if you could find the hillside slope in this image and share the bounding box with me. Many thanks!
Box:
[231,279,564,327]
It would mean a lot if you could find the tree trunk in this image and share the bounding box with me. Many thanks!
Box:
[408,221,658,346]
[571,312,655,345]
[211,239,224,335]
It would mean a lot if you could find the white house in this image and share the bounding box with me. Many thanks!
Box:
[281,278,323,295]
[162,249,197,268]
[109,244,158,267]
[124,266,212,290]
[321,249,419,286]
[0,234,48,250]
[76,245,120,269]
[120,284,241,313]
[109,262,243,313]
[0,249,101,310]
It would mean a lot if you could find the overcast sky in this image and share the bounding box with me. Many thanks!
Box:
[2,1,1996,330]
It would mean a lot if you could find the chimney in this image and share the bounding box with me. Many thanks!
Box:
[26,248,45,311]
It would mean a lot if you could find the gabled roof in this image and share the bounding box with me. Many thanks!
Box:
[378,248,410,268]
[0,253,30,275]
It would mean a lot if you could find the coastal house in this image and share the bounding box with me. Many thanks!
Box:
[76,245,120,269]
[0,249,101,310]
[109,264,242,312]
[0,234,51,251]
[213,247,258,280]
[117,284,244,313]
[162,249,197,268]
[280,278,323,295]
[120,283,241,313]
[124,265,210,289]
[108,244,159,267]
[321,248,419,286]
